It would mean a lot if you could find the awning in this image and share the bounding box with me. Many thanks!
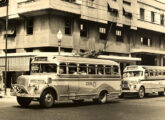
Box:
[123,5,132,14]
[98,55,141,62]
[131,48,165,55]
[0,56,31,71]
[107,0,119,11]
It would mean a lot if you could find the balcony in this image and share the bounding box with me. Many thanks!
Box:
[130,46,165,55]
[17,0,81,16]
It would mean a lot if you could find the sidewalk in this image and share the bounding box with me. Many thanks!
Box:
[0,89,15,99]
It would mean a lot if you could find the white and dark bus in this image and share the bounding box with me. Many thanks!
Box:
[11,55,121,108]
[121,65,165,98]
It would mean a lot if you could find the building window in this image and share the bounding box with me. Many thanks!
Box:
[123,0,131,5]
[116,29,123,42]
[88,0,95,7]
[62,0,75,2]
[140,8,145,20]
[151,11,155,23]
[80,22,88,37]
[99,27,107,40]
[160,14,164,25]
[141,37,152,47]
[65,19,72,35]
[26,18,33,35]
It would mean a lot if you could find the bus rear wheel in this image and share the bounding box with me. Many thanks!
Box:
[40,90,55,108]
[138,87,145,99]
[98,91,108,104]
[158,91,164,96]
[17,97,32,107]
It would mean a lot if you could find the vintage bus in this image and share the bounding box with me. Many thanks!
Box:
[121,65,165,98]
[11,55,121,108]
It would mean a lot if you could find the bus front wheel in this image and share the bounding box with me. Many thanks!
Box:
[40,90,55,108]
[138,87,145,99]
[17,97,32,107]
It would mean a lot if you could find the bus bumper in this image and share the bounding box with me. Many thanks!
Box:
[11,84,40,98]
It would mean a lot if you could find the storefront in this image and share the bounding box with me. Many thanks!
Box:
[0,53,36,88]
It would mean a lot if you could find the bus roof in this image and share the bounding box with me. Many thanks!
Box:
[124,65,165,71]
[33,55,119,66]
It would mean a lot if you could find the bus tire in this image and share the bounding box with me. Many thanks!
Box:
[158,92,164,96]
[119,93,125,98]
[98,91,108,104]
[138,87,145,99]
[17,97,32,107]
[40,90,55,108]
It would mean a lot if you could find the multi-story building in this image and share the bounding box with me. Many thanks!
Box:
[0,0,165,87]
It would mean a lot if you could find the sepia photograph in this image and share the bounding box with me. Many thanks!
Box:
[0,0,165,120]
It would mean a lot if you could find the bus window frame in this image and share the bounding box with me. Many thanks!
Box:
[68,63,78,74]
[88,64,96,74]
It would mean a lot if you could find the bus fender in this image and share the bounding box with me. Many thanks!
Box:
[40,86,58,100]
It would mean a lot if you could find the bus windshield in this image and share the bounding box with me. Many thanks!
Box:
[31,63,57,73]
[123,71,143,78]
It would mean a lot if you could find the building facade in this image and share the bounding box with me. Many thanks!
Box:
[0,0,165,87]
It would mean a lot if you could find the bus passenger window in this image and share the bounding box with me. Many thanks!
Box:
[59,63,67,74]
[145,70,149,77]
[42,64,57,73]
[79,64,87,75]
[68,63,77,74]
[150,71,153,76]
[113,66,119,75]
[97,65,104,75]
[88,64,96,74]
[105,65,111,75]
[163,71,165,75]
[158,72,162,76]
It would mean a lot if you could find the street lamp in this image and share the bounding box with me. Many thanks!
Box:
[57,30,63,56]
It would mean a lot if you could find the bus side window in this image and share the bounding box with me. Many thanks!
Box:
[158,71,162,76]
[97,65,104,75]
[163,71,165,75]
[105,65,111,75]
[145,70,149,77]
[59,63,67,74]
[155,71,158,76]
[68,63,77,74]
[150,71,153,76]
[113,66,119,75]
[79,64,87,75]
[88,64,96,74]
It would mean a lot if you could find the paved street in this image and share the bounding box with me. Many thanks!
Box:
[1,95,165,120]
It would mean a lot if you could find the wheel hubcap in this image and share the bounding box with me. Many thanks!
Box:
[100,93,107,103]
[45,93,53,103]
[139,89,144,98]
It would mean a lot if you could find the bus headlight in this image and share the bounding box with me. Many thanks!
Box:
[29,83,39,90]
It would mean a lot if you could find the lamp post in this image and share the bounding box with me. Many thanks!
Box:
[57,30,63,56]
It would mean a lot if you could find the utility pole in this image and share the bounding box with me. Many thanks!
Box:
[0,0,9,95]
